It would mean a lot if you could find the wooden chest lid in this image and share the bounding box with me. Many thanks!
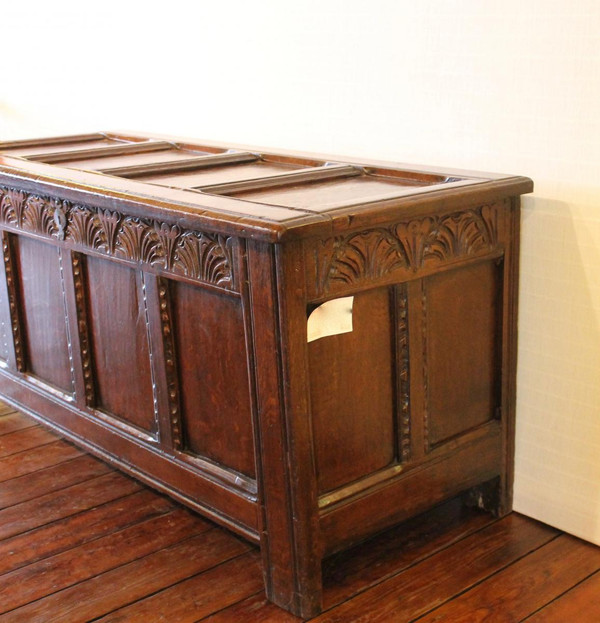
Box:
[0,131,533,241]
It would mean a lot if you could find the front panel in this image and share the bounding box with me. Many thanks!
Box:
[0,185,259,541]
[171,281,256,478]
[14,236,73,394]
[86,255,156,435]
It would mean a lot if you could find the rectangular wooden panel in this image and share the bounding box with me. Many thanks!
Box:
[62,148,210,171]
[171,281,255,478]
[309,287,395,493]
[86,256,156,434]
[424,260,502,447]
[141,161,301,189]
[15,236,72,392]
[319,426,503,554]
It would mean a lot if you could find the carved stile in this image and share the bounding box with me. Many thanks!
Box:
[71,253,95,406]
[0,232,25,372]
[396,285,411,462]
[157,277,182,449]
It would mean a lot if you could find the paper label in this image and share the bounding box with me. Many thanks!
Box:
[307,296,354,343]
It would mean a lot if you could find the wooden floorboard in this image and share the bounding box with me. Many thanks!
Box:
[0,403,599,622]
[0,440,84,482]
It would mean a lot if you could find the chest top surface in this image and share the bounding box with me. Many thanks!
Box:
[0,131,533,241]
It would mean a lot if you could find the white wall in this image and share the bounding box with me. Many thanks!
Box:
[2,0,599,543]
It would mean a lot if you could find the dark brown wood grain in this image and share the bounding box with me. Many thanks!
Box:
[3,531,251,623]
[319,426,503,555]
[0,406,598,623]
[526,571,600,622]
[171,280,255,477]
[202,498,496,622]
[0,438,83,481]
[202,592,302,623]
[94,551,264,623]
[0,425,57,457]
[424,259,501,447]
[246,240,323,618]
[0,402,15,416]
[0,132,533,617]
[309,287,395,493]
[417,534,600,622]
[0,508,210,613]
[312,514,558,622]
[320,497,496,608]
[0,409,34,435]
[0,489,175,576]
[86,256,156,433]
[498,198,521,514]
[0,470,142,540]
[0,453,111,507]
[14,236,73,392]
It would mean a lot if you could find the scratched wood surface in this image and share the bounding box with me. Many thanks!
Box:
[0,403,598,622]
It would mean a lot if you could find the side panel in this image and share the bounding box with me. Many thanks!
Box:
[424,260,502,448]
[309,287,396,493]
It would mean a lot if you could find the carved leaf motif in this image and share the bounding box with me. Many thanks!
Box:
[0,188,27,226]
[155,223,181,271]
[394,217,435,270]
[22,195,59,236]
[67,206,105,248]
[96,209,121,255]
[327,229,408,286]
[174,232,201,277]
[115,217,162,264]
[174,232,233,287]
[480,204,499,243]
[200,234,233,287]
[423,209,497,263]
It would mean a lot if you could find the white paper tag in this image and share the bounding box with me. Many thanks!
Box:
[307,296,354,343]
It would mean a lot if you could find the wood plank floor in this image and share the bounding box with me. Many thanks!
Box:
[1,402,599,622]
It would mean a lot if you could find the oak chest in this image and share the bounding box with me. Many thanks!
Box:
[0,132,532,617]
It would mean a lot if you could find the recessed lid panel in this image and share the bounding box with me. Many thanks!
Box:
[225,173,459,211]
[141,160,303,189]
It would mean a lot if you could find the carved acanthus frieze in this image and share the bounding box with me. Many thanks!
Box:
[316,204,502,294]
[0,186,236,291]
